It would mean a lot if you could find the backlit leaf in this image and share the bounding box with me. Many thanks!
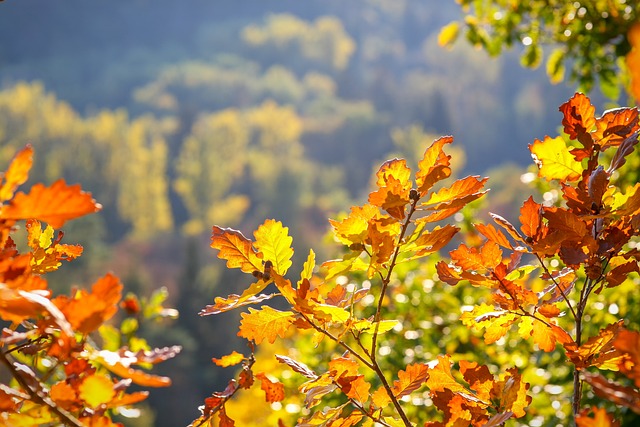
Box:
[438,22,460,47]
[474,223,512,249]
[256,373,285,403]
[329,204,378,246]
[530,136,583,181]
[79,374,115,408]
[426,355,466,394]
[211,226,263,274]
[238,306,294,344]
[412,224,459,256]
[0,179,101,228]
[276,354,316,379]
[519,197,542,239]
[575,407,619,427]
[423,176,488,209]
[341,375,370,403]
[392,363,429,398]
[254,219,294,275]
[559,93,596,144]
[416,136,452,196]
[368,158,412,219]
[212,351,245,367]
[0,145,33,203]
[582,372,640,414]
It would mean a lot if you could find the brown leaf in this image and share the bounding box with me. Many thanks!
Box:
[582,372,640,414]
[559,92,596,147]
[276,354,316,379]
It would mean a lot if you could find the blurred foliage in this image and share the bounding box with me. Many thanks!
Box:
[442,0,639,100]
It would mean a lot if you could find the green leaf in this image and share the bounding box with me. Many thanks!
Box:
[546,48,566,84]
[521,43,543,68]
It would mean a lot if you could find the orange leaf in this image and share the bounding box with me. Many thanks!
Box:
[450,241,502,272]
[100,361,172,387]
[413,225,459,256]
[416,136,452,196]
[566,321,624,370]
[342,375,370,404]
[0,145,33,203]
[519,196,542,240]
[576,407,619,427]
[218,406,235,427]
[537,304,561,318]
[626,23,640,102]
[460,305,517,344]
[213,351,245,367]
[474,223,512,249]
[50,381,78,410]
[559,92,596,145]
[424,176,488,209]
[368,158,412,219]
[492,368,531,417]
[614,328,640,387]
[256,372,285,403]
[459,361,493,403]
[392,363,429,398]
[211,226,263,274]
[0,179,101,228]
[329,204,378,246]
[426,355,466,394]
[238,306,294,344]
[371,386,391,408]
[56,273,123,334]
[531,320,559,352]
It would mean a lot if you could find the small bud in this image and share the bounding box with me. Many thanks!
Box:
[409,188,419,201]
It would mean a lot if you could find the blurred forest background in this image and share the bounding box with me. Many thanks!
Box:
[0,1,611,425]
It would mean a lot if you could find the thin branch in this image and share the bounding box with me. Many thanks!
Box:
[534,253,578,320]
[0,350,84,427]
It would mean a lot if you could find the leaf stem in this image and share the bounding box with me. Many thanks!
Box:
[0,350,84,427]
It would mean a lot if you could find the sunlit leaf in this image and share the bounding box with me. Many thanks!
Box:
[79,374,116,408]
[238,306,294,344]
[425,355,466,394]
[392,363,429,398]
[0,179,101,228]
[254,219,294,275]
[212,351,245,367]
[575,406,619,427]
[530,136,583,181]
[211,226,263,274]
[416,136,452,196]
[0,145,33,203]
[256,373,285,403]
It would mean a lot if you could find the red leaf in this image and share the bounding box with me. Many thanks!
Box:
[256,372,285,403]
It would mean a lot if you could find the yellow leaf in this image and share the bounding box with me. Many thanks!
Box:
[329,204,378,246]
[79,374,116,408]
[238,306,294,344]
[254,219,294,275]
[0,145,33,203]
[530,136,583,181]
[300,249,316,282]
[438,22,460,47]
[426,355,466,394]
[213,351,245,367]
[416,136,452,196]
[368,158,412,219]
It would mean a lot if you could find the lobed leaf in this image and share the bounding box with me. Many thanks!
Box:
[254,219,294,275]
[530,136,583,182]
[238,306,294,344]
[0,145,33,203]
[211,226,263,274]
[0,179,101,228]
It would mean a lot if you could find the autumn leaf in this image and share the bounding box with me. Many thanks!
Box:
[211,226,264,274]
[412,224,459,256]
[368,158,412,219]
[26,219,83,274]
[582,372,640,414]
[492,368,531,418]
[50,381,78,410]
[530,136,583,181]
[575,407,619,427]
[256,373,285,403]
[519,196,542,240]
[423,176,488,210]
[213,351,245,367]
[55,273,123,334]
[0,145,33,203]
[238,306,294,344]
[329,204,379,246]
[474,223,512,249]
[254,219,294,275]
[341,375,370,404]
[461,304,517,344]
[559,92,596,147]
[79,374,116,408]
[416,136,452,196]
[276,354,316,379]
[0,179,101,228]
[426,355,466,394]
[392,363,429,398]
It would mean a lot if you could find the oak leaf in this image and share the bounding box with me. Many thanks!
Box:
[368,158,412,219]
[530,136,583,181]
[423,175,488,210]
[426,355,466,394]
[0,145,33,203]
[474,223,512,249]
[79,374,116,408]
[211,226,264,274]
[26,219,83,274]
[256,373,285,403]
[238,306,294,344]
[575,407,619,427]
[212,351,245,367]
[582,372,640,414]
[276,354,316,379]
[559,93,596,147]
[0,179,101,228]
[391,363,429,398]
[416,136,452,196]
[254,219,294,275]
